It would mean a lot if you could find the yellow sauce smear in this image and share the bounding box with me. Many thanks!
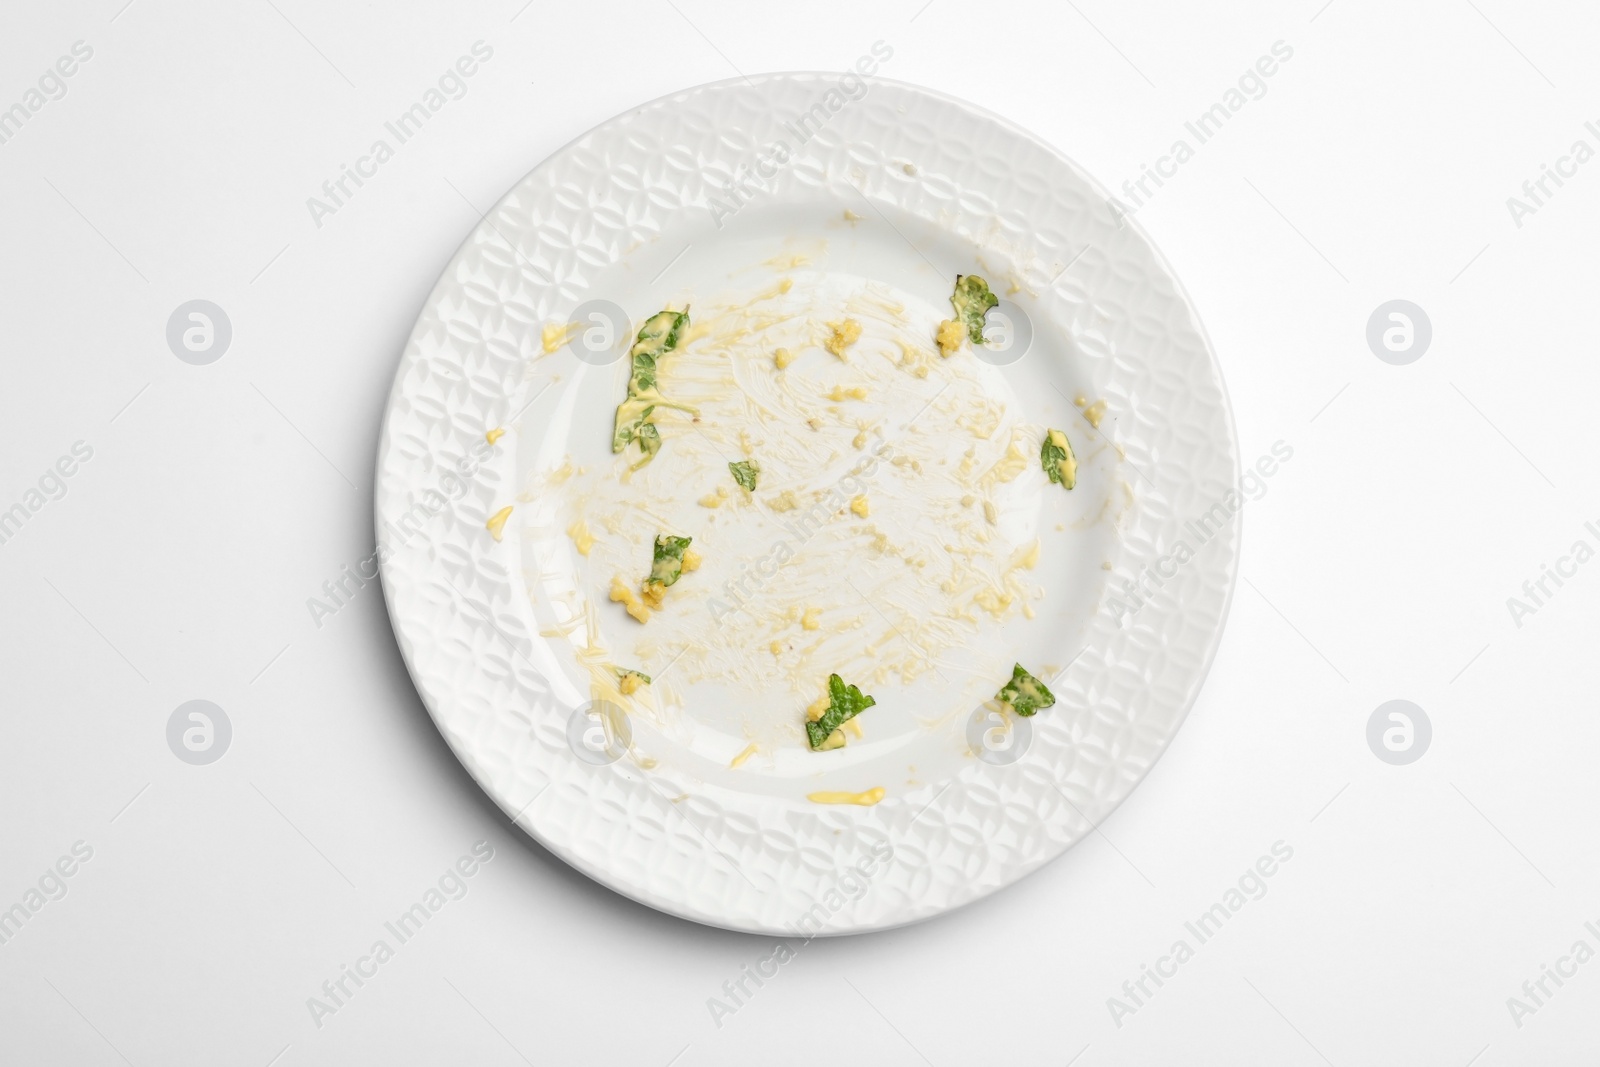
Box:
[541,322,578,353]
[807,787,886,806]
[486,427,506,445]
[729,742,759,768]
[485,506,513,541]
[567,519,595,556]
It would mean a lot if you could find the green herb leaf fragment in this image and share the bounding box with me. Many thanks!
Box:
[611,307,698,465]
[649,534,693,590]
[950,275,999,344]
[635,421,661,460]
[728,459,760,492]
[996,663,1056,718]
[806,673,877,750]
[1041,428,1076,490]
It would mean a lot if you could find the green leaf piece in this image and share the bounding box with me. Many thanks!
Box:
[950,274,999,344]
[806,673,877,750]
[1041,428,1076,490]
[995,663,1056,718]
[728,459,760,492]
[611,307,698,464]
[649,534,692,590]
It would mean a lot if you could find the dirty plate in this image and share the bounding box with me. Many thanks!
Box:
[375,73,1240,934]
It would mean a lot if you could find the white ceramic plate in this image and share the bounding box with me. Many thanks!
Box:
[375,73,1240,935]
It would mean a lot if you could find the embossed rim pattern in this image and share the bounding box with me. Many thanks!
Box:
[375,73,1241,935]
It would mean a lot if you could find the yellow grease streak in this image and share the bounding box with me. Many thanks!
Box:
[807,787,886,806]
[485,506,513,541]
[541,322,579,353]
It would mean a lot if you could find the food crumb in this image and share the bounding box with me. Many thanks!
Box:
[567,518,595,556]
[850,495,870,518]
[485,506,513,541]
[609,575,650,623]
[802,607,822,631]
[1016,539,1041,569]
[486,427,506,445]
[824,319,862,359]
[935,318,966,357]
[773,347,794,369]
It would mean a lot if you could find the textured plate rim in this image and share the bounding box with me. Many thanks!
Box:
[375,71,1242,935]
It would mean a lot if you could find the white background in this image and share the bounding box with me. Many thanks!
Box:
[2,0,1596,1064]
